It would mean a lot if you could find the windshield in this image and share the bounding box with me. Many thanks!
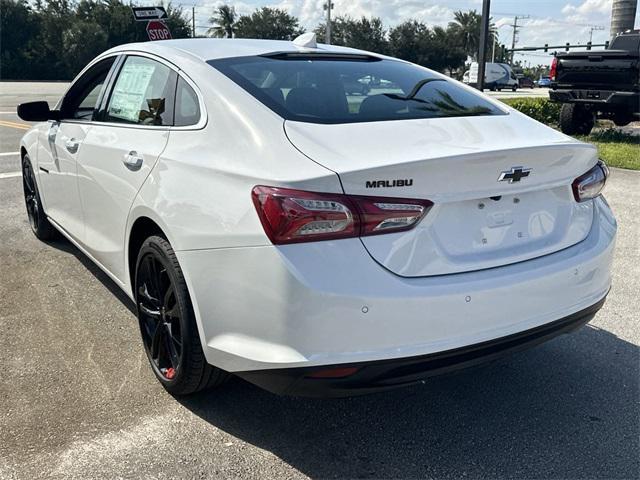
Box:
[209,55,506,124]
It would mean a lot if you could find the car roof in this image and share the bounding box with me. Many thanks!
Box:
[104,38,378,63]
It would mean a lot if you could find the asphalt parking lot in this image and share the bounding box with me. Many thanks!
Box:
[1,83,639,480]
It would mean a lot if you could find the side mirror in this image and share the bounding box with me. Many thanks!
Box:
[17,101,61,122]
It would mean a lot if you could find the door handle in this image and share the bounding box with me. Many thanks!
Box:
[123,151,144,171]
[65,138,80,154]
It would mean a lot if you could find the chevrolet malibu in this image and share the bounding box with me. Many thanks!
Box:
[17,35,616,397]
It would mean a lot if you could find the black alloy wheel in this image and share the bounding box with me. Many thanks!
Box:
[22,157,39,231]
[22,155,57,240]
[137,252,184,381]
[135,236,226,395]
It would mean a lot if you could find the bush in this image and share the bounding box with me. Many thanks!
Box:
[501,98,562,126]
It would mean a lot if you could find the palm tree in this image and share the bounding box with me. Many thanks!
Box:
[208,5,236,38]
[448,10,497,61]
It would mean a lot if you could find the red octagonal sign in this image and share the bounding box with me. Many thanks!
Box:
[146,20,172,41]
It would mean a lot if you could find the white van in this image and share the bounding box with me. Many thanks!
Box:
[467,62,518,91]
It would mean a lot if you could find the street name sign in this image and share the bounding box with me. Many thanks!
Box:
[132,6,167,21]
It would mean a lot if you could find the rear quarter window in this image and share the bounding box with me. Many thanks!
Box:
[209,55,506,124]
[174,77,201,126]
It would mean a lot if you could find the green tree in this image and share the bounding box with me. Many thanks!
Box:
[208,4,236,38]
[387,21,466,75]
[234,7,303,40]
[387,20,431,65]
[0,0,38,79]
[430,26,467,75]
[27,0,75,79]
[62,20,109,75]
[315,16,387,53]
[448,10,497,61]
[5,0,192,80]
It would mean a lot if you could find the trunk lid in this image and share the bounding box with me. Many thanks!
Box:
[284,112,597,277]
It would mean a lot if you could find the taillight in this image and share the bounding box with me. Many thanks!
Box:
[251,186,433,244]
[572,160,609,202]
[550,56,558,81]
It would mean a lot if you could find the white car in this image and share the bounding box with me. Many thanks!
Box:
[18,35,616,397]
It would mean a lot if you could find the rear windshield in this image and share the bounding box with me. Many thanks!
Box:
[209,55,506,124]
[610,34,640,52]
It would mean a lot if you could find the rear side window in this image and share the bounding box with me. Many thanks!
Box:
[174,77,201,126]
[209,55,505,124]
[105,56,175,126]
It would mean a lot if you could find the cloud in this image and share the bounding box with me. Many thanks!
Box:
[269,0,455,29]
[562,0,611,23]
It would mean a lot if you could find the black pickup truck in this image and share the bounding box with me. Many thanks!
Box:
[549,31,640,135]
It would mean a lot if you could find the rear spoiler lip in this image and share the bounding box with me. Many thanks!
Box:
[259,51,383,62]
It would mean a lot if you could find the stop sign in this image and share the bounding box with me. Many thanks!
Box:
[146,20,172,41]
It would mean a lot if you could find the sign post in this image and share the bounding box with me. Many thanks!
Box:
[146,20,172,41]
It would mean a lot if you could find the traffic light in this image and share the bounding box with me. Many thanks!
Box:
[587,41,592,51]
[544,44,548,52]
[565,42,570,51]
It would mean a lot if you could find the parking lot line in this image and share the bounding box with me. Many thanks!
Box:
[0,171,21,179]
[0,120,30,130]
[0,151,20,156]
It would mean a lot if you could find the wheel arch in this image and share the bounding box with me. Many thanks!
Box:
[127,215,169,296]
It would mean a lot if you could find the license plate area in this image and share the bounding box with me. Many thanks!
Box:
[428,188,580,260]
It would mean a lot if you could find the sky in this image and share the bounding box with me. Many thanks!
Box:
[169,0,640,67]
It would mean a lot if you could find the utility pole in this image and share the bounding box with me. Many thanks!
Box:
[192,6,196,38]
[323,1,334,44]
[477,0,491,91]
[588,25,605,43]
[510,15,530,64]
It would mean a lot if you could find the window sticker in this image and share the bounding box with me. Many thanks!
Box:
[108,62,156,123]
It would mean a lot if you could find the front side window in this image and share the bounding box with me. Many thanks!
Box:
[105,56,175,126]
[61,57,116,120]
[209,55,506,124]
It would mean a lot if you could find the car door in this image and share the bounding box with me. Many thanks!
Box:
[38,57,118,240]
[75,54,175,283]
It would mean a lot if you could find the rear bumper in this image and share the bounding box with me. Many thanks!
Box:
[549,89,640,111]
[236,296,606,397]
[177,196,616,376]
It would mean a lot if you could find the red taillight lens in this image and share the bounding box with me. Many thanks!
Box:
[572,160,609,202]
[251,186,433,244]
[550,56,558,81]
[352,196,433,236]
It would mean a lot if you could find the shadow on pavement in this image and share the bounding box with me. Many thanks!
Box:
[178,325,639,479]
[44,237,136,315]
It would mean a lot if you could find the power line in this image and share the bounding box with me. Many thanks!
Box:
[589,25,605,43]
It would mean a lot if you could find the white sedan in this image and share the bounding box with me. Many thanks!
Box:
[18,35,616,397]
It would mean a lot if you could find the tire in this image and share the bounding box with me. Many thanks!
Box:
[21,154,57,240]
[512,85,518,92]
[559,103,595,135]
[613,114,632,127]
[135,235,227,395]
